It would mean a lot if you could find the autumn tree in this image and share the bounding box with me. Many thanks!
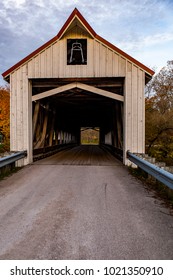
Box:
[145,60,173,163]
[0,86,10,150]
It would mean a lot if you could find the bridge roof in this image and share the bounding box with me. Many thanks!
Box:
[2,8,155,80]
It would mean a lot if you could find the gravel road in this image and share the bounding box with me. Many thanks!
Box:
[0,145,173,259]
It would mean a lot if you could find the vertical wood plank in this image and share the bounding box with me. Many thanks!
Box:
[52,42,59,77]
[27,79,33,163]
[112,53,119,76]
[34,55,40,77]
[123,60,132,164]
[59,40,65,77]
[10,72,17,151]
[22,65,27,153]
[46,46,52,77]
[106,49,113,77]
[28,59,35,78]
[137,69,145,153]
[119,57,126,76]
[100,44,106,76]
[35,104,49,148]
[87,39,94,77]
[40,51,45,77]
[16,67,23,151]
[132,65,138,152]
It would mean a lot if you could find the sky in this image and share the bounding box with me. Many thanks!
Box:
[0,0,173,86]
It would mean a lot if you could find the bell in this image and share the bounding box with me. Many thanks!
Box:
[70,42,84,63]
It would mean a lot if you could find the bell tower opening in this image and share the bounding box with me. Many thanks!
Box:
[67,39,87,65]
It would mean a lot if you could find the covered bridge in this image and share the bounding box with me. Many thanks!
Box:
[2,8,154,165]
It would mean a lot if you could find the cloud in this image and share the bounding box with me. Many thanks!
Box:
[117,32,173,52]
[0,0,173,85]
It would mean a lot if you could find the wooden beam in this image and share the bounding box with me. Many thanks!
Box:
[115,102,123,149]
[32,82,124,102]
[34,104,49,148]
[32,83,77,101]
[32,101,40,141]
[32,77,124,87]
[33,83,123,88]
[76,83,124,102]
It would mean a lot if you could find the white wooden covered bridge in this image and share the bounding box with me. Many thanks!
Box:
[2,8,154,166]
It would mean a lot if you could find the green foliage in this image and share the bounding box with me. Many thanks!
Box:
[0,166,22,181]
[0,143,10,153]
[145,60,173,164]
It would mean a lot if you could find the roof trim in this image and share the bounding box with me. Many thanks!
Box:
[2,35,58,78]
[57,8,96,39]
[2,8,155,79]
[95,34,155,76]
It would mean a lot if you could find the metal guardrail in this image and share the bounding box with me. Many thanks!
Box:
[0,151,27,168]
[127,151,173,190]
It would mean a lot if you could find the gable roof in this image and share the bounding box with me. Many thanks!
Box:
[2,8,155,80]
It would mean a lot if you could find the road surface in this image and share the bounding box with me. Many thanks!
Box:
[0,145,173,259]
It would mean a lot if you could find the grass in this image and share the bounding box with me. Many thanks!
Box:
[0,165,22,181]
[129,166,173,209]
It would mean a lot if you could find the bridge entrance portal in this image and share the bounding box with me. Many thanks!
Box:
[32,78,124,161]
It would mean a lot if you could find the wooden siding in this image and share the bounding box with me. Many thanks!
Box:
[26,28,128,79]
[10,26,146,165]
[124,63,145,164]
[10,66,32,166]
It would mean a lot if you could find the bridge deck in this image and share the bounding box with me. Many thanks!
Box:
[0,146,173,259]
[34,145,121,166]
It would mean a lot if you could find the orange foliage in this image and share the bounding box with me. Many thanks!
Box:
[0,86,10,144]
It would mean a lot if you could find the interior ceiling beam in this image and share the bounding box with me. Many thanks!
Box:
[32,83,77,101]
[32,77,124,87]
[76,83,124,102]
[32,83,123,88]
[32,82,124,102]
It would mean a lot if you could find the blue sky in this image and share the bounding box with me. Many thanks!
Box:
[0,0,173,85]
